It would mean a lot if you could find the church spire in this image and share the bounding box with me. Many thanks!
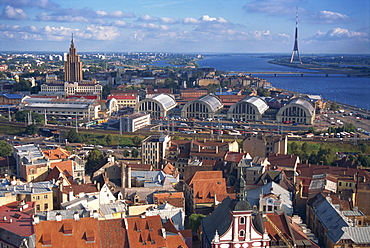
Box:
[236,166,246,201]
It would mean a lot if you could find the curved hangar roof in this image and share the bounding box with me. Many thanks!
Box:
[286,98,315,114]
[149,93,177,111]
[191,94,223,112]
[237,96,269,114]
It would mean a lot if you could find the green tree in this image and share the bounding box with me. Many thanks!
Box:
[25,124,38,135]
[358,155,370,167]
[0,141,12,157]
[123,150,130,157]
[65,146,73,152]
[66,129,82,143]
[13,80,32,91]
[15,110,43,124]
[359,143,368,154]
[85,148,104,173]
[257,87,270,97]
[290,141,300,155]
[329,101,340,111]
[189,213,206,233]
[106,134,114,146]
[132,136,142,146]
[102,84,114,99]
[131,148,139,158]
[206,83,219,93]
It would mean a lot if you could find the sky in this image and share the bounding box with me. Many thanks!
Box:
[0,0,369,54]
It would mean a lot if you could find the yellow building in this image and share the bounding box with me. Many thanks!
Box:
[0,181,54,211]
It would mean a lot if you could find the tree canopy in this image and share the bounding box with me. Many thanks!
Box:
[0,141,12,157]
[85,148,104,174]
[66,129,82,143]
[25,124,38,135]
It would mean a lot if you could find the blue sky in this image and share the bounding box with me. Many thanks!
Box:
[0,0,369,54]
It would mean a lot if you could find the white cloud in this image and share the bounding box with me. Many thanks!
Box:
[182,17,200,24]
[2,5,28,20]
[310,10,351,24]
[85,25,120,40]
[278,33,290,38]
[249,30,271,39]
[96,10,134,18]
[311,28,368,41]
[243,0,299,15]
[137,14,177,24]
[37,12,89,22]
[112,20,127,27]
[0,0,59,10]
[200,15,228,23]
[136,23,169,31]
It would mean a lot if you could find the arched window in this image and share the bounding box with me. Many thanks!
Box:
[239,216,245,224]
[239,230,245,237]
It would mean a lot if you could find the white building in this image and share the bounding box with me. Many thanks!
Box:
[145,202,185,230]
[21,96,101,119]
[40,81,103,97]
[141,135,171,169]
[120,112,150,132]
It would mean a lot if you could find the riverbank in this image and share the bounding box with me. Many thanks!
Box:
[269,60,370,77]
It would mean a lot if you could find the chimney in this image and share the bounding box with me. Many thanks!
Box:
[127,166,131,188]
[32,214,40,225]
[161,228,166,239]
[56,212,62,221]
[93,210,99,219]
[73,211,79,221]
[68,191,74,201]
[3,216,6,221]
[9,219,12,223]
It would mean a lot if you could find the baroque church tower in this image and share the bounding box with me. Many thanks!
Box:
[64,34,83,82]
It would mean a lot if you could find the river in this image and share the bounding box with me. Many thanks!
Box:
[197,54,370,110]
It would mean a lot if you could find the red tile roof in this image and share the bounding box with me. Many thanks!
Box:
[224,151,247,163]
[50,160,74,175]
[61,184,98,195]
[107,94,137,100]
[35,217,100,247]
[296,163,370,181]
[126,215,187,247]
[187,171,227,204]
[268,153,299,169]
[44,166,75,185]
[43,147,71,160]
[265,213,319,247]
[153,192,185,209]
[0,201,35,238]
[98,218,129,248]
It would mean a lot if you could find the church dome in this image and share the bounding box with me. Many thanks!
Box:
[229,199,252,211]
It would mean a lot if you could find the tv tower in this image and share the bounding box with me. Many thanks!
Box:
[290,8,302,64]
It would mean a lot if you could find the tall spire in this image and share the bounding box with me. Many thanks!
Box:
[236,166,246,201]
[290,7,302,64]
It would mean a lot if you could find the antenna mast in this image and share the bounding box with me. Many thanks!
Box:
[290,8,302,64]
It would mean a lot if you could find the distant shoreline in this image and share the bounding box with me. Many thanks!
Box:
[268,60,370,77]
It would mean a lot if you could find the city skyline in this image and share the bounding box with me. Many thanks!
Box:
[0,0,369,54]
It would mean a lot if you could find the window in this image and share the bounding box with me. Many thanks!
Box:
[240,217,245,224]
[44,195,48,199]
[239,230,245,237]
[339,182,342,186]
[44,203,48,210]
[36,205,40,211]
[34,196,40,200]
